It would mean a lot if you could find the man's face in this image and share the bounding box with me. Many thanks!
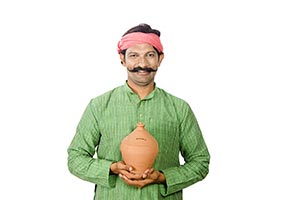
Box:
[120,43,164,87]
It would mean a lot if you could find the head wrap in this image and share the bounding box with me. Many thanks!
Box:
[117,32,163,54]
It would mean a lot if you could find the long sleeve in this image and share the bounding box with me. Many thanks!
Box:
[159,104,210,196]
[67,100,116,188]
[67,84,209,200]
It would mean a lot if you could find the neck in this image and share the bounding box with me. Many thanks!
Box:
[127,81,155,99]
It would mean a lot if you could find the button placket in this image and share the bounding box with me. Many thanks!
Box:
[137,100,145,123]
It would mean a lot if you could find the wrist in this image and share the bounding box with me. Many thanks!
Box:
[157,171,166,184]
[110,162,117,175]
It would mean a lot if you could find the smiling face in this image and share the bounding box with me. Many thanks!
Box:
[120,43,164,88]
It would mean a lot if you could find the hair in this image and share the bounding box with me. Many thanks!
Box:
[122,23,161,37]
[120,23,163,56]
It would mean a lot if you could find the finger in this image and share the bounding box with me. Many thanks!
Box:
[121,163,133,172]
[125,178,151,188]
[124,171,144,180]
[148,168,154,173]
[119,173,129,181]
[117,161,133,172]
[127,166,133,172]
[142,173,147,179]
[142,168,154,179]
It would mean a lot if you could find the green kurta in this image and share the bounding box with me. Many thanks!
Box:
[68,82,210,199]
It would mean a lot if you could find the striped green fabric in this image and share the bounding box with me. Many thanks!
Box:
[67,82,210,200]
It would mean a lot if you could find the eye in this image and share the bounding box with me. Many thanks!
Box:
[128,53,138,58]
[147,53,155,57]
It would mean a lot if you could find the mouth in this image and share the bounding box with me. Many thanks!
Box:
[137,69,150,73]
[136,70,151,75]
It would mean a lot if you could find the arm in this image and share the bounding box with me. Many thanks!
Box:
[160,104,210,196]
[67,99,116,188]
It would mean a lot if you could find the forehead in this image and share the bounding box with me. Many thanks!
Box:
[126,43,156,54]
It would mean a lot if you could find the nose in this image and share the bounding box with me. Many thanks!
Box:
[138,56,149,68]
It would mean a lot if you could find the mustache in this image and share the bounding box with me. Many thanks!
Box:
[128,67,158,73]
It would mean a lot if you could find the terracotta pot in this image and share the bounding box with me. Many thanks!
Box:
[120,122,159,174]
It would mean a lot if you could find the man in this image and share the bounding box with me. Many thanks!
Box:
[68,23,210,200]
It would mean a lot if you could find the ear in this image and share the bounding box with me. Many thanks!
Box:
[157,53,164,67]
[119,54,126,66]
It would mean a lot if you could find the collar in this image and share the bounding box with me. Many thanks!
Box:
[123,81,157,100]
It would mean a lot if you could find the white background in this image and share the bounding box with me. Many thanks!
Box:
[1,0,299,199]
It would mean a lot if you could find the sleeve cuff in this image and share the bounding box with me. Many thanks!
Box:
[98,159,117,188]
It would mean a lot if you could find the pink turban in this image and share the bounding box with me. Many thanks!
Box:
[117,32,163,54]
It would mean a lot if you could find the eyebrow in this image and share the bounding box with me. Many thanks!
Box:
[127,50,157,55]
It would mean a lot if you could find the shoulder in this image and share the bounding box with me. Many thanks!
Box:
[156,87,190,108]
[156,87,195,123]
[89,85,124,108]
